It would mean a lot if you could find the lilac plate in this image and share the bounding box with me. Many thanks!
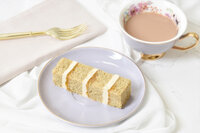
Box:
[38,47,145,127]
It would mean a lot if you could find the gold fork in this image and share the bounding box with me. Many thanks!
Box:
[0,24,87,40]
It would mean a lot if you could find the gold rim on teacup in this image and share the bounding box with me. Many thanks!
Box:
[119,0,199,60]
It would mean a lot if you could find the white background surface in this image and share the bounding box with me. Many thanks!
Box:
[0,0,200,133]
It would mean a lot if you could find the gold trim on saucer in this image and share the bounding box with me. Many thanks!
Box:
[141,53,165,60]
[173,32,199,50]
[37,47,146,127]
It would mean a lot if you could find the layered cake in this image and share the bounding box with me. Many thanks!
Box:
[52,58,131,108]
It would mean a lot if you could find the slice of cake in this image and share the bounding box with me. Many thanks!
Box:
[52,58,131,108]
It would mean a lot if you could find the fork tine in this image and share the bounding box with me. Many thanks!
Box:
[58,26,87,40]
[58,26,87,36]
[58,30,86,37]
[58,25,87,37]
[59,33,83,40]
[58,24,87,33]
[58,29,86,39]
[59,29,86,37]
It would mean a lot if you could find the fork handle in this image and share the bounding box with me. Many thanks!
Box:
[0,31,45,40]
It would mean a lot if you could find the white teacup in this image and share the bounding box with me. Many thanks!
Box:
[119,0,199,60]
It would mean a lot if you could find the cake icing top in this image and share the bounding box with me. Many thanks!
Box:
[102,74,119,104]
[82,68,98,97]
[62,61,78,90]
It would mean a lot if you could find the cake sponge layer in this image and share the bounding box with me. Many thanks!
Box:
[52,58,131,108]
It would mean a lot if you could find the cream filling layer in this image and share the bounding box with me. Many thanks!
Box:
[82,68,98,97]
[102,74,119,104]
[62,61,78,90]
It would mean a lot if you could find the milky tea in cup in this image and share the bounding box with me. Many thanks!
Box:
[125,12,178,42]
[119,0,199,60]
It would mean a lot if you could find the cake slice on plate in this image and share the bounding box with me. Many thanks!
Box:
[52,58,131,108]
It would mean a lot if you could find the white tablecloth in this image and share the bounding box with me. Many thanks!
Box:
[0,0,200,133]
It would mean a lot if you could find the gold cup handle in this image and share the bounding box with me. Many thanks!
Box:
[173,32,199,50]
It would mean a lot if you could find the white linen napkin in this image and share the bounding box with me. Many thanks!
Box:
[0,0,106,85]
[1,0,200,132]
[0,0,176,133]
[0,68,176,133]
[94,0,200,132]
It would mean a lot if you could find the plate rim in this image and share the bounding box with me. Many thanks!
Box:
[38,46,146,127]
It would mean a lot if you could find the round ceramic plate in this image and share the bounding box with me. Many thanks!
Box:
[38,47,145,127]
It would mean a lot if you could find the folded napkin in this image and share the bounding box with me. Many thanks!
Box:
[0,0,106,85]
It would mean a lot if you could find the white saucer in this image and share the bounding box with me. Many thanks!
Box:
[38,47,145,127]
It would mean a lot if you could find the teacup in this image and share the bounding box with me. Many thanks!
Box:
[119,0,199,60]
